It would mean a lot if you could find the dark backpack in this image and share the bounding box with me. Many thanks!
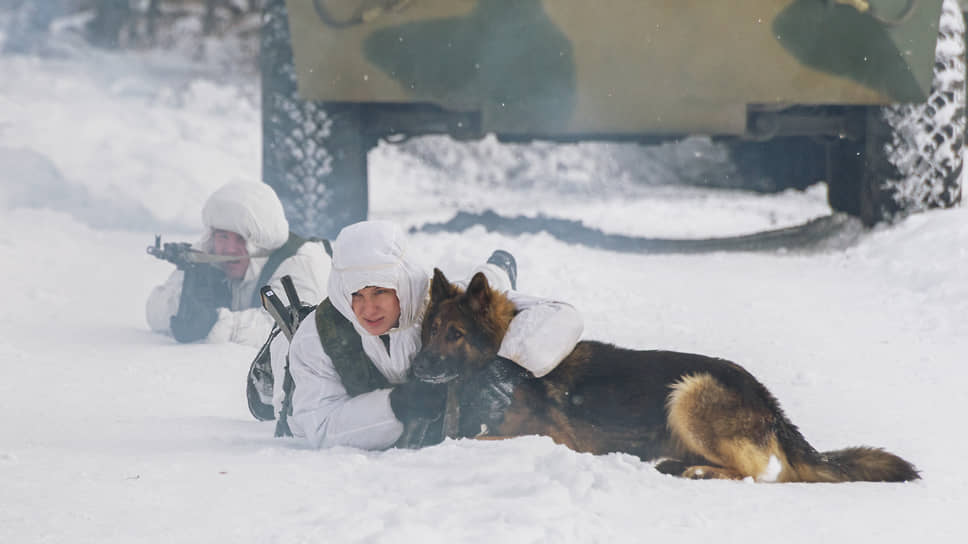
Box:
[245,237,331,437]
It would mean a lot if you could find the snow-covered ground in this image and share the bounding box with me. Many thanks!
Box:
[2,43,967,544]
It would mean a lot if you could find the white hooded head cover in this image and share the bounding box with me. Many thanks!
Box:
[328,220,429,336]
[200,181,289,256]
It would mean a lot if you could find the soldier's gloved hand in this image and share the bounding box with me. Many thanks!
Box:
[170,264,231,343]
[459,356,532,437]
[389,380,447,424]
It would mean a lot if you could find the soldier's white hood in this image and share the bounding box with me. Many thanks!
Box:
[199,181,290,257]
[327,220,429,337]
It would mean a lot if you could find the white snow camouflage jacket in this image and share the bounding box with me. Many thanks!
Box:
[279,220,584,450]
[145,181,331,347]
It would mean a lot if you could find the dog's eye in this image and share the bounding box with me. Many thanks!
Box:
[446,328,463,341]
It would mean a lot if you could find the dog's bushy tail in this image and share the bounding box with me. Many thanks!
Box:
[792,447,920,483]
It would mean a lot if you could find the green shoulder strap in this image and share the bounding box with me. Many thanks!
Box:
[251,232,332,307]
[315,298,391,396]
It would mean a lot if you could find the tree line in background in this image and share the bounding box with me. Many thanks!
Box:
[2,0,261,53]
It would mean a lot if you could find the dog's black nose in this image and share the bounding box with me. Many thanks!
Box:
[412,356,430,378]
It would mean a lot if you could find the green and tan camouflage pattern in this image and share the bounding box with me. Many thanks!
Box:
[286,0,944,135]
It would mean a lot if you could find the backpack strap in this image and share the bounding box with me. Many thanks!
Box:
[251,233,333,308]
[319,238,333,257]
[274,302,318,438]
[252,232,307,307]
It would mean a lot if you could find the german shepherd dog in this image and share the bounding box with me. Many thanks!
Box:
[411,269,919,483]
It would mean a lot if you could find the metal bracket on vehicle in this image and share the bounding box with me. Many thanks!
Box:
[363,104,481,143]
[746,106,854,141]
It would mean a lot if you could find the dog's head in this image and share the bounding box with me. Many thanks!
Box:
[412,268,516,384]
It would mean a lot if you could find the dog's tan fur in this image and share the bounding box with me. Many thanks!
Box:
[412,269,919,483]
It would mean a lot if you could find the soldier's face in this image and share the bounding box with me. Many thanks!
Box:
[212,229,249,279]
[351,286,401,336]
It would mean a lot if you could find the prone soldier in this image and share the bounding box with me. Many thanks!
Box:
[145,181,332,346]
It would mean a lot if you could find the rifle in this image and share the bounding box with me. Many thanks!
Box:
[146,235,239,269]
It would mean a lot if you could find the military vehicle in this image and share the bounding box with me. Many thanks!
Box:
[260,0,965,238]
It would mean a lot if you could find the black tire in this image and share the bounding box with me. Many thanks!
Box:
[829,0,966,225]
[260,0,369,240]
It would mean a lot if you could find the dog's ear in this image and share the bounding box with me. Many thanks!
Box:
[466,272,492,314]
[430,268,457,303]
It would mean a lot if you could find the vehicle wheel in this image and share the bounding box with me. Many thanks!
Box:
[260,0,370,239]
[828,0,966,225]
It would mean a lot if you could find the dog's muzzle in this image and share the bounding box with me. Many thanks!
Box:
[412,354,459,384]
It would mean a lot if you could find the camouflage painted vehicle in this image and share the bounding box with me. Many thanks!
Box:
[261,0,965,237]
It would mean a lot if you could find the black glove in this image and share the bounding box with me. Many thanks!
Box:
[458,356,532,437]
[170,264,231,343]
[389,380,447,423]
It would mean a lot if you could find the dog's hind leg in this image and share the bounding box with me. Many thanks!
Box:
[665,373,793,482]
[655,457,749,481]
[654,458,691,476]
[653,458,733,478]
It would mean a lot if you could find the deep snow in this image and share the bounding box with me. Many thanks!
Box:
[2,39,967,544]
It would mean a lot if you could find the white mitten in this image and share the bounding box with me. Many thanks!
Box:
[206,308,236,344]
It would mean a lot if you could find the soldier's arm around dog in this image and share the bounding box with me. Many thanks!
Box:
[278,220,583,450]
